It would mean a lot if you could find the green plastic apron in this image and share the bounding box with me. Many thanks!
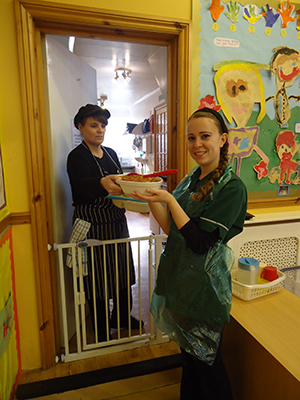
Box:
[150,166,235,365]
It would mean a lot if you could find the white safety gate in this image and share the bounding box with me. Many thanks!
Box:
[54,234,169,362]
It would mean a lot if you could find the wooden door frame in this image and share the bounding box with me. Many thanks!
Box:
[14,0,191,368]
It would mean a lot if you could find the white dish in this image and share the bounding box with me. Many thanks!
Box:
[116,175,163,195]
[112,199,150,213]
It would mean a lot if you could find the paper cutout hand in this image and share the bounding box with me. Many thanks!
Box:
[261,4,280,28]
[209,0,225,22]
[225,1,240,23]
[277,1,295,28]
[244,5,262,24]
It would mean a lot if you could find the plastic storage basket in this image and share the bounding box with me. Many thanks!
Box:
[231,269,286,301]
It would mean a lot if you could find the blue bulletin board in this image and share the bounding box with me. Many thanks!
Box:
[194,0,300,200]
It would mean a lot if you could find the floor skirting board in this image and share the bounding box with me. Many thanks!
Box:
[15,353,182,399]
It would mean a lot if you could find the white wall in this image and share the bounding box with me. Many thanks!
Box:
[45,35,97,244]
[44,35,97,343]
[102,88,164,172]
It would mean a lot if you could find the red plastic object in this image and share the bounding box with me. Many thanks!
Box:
[127,169,178,178]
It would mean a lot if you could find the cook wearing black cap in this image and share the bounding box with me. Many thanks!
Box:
[67,104,143,341]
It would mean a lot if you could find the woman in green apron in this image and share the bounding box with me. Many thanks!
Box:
[133,107,247,399]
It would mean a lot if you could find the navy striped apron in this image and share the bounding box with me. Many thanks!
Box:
[73,197,135,300]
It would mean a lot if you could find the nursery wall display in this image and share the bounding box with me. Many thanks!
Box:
[0,115,8,220]
[195,0,300,199]
[0,142,7,219]
[0,228,21,400]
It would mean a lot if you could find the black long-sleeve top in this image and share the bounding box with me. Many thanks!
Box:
[67,142,122,206]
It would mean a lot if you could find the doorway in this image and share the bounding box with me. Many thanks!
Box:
[44,34,168,245]
[44,35,169,347]
[15,0,191,368]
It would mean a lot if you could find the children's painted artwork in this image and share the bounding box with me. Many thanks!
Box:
[194,0,300,199]
[0,127,8,220]
[0,228,21,400]
[0,145,7,211]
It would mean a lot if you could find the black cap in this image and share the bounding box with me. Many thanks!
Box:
[192,107,228,134]
[74,104,111,129]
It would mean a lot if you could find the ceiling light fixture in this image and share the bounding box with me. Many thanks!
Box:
[113,66,132,84]
[98,94,108,109]
[111,71,119,84]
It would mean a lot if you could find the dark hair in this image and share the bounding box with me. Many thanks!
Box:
[270,46,300,71]
[187,108,229,202]
[74,104,110,129]
[78,111,109,128]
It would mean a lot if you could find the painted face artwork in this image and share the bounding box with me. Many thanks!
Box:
[268,130,300,185]
[273,53,300,87]
[78,117,106,148]
[186,117,227,176]
[221,69,260,127]
[212,60,270,178]
[269,47,300,127]
[214,60,269,128]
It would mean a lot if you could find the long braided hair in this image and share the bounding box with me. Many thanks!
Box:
[187,108,229,202]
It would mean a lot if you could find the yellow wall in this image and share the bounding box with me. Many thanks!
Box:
[31,0,192,20]
[0,0,192,371]
[0,0,39,370]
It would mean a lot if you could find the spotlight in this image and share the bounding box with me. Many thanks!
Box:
[125,71,131,83]
[114,67,132,83]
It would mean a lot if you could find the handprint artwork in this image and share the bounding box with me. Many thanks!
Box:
[261,5,280,28]
[209,0,225,21]
[243,5,262,24]
[277,0,296,28]
[225,1,240,23]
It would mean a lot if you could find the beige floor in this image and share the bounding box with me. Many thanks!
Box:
[24,368,181,400]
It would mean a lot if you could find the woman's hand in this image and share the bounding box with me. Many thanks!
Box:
[133,188,190,231]
[131,188,173,204]
[101,175,124,196]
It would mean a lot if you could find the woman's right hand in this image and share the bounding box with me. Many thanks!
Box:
[132,188,173,204]
[101,175,124,196]
[133,188,190,231]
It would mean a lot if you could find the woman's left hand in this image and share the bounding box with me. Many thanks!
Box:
[101,175,124,195]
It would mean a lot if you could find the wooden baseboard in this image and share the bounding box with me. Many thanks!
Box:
[0,212,31,234]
